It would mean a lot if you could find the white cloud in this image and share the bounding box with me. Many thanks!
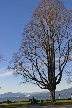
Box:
[0,71,13,77]
[0,67,13,77]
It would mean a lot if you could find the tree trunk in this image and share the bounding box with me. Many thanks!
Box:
[50,89,55,102]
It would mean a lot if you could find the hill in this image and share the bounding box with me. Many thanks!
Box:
[0,87,72,99]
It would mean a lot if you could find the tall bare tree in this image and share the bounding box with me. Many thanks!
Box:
[66,69,72,84]
[8,0,72,102]
[0,54,3,90]
[0,54,3,62]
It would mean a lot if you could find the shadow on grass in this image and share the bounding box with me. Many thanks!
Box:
[0,100,72,108]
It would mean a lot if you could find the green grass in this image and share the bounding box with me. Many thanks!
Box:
[0,100,72,108]
[0,102,30,108]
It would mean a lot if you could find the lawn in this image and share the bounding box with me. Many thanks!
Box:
[0,99,72,108]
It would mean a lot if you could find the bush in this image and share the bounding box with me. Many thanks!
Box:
[68,98,71,100]
[6,99,11,103]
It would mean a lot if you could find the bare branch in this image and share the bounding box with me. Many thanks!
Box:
[8,0,72,102]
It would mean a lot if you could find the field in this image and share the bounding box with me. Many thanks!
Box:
[0,100,72,108]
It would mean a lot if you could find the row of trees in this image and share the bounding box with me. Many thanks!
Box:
[2,0,72,102]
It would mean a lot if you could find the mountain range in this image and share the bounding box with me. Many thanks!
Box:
[0,87,72,98]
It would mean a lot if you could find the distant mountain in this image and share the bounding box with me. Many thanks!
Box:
[0,87,72,98]
[27,87,72,95]
[0,92,25,98]
[26,87,72,99]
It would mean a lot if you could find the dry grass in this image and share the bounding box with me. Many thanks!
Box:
[0,100,72,108]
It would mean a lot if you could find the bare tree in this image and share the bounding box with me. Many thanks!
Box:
[66,69,72,84]
[0,54,3,62]
[0,54,3,90]
[8,0,72,102]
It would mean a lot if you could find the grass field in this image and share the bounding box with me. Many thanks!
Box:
[0,100,72,108]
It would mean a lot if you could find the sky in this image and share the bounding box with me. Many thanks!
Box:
[0,0,72,94]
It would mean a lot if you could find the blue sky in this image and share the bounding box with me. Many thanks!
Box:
[0,0,72,94]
